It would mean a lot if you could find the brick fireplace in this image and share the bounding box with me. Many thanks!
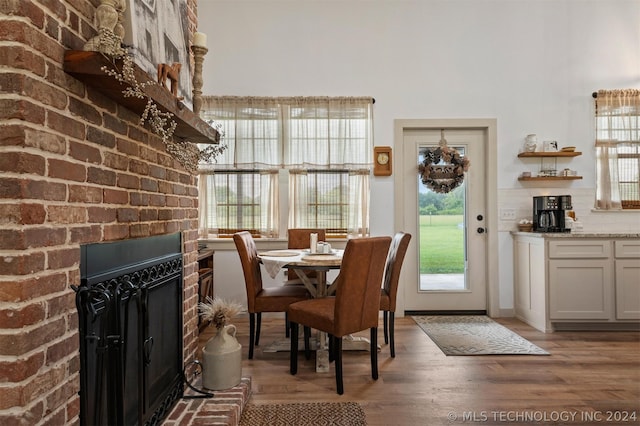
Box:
[0,1,206,424]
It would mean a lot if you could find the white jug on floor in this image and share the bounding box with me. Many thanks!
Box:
[202,324,242,390]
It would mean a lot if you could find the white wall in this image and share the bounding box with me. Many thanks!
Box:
[198,0,640,310]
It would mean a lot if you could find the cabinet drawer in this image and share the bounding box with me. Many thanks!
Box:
[548,240,611,259]
[614,240,640,258]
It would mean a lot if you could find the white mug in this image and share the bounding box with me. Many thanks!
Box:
[317,242,331,253]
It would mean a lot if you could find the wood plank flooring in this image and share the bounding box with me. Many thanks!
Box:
[198,314,640,425]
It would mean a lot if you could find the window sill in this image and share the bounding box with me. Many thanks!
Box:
[590,208,640,213]
[199,237,349,251]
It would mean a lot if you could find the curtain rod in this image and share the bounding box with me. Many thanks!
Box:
[592,92,598,98]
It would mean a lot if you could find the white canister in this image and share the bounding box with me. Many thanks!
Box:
[310,233,318,253]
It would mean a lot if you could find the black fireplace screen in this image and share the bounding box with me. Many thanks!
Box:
[74,233,184,425]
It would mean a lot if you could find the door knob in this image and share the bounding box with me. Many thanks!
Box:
[477,227,486,234]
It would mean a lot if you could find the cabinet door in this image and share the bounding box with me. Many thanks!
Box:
[514,240,531,315]
[549,259,613,320]
[514,238,547,331]
[615,259,640,320]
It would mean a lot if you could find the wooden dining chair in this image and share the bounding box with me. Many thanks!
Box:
[233,231,312,359]
[283,228,327,337]
[288,236,391,395]
[380,232,412,357]
[284,228,326,284]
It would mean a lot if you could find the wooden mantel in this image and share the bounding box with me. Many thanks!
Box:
[63,50,220,145]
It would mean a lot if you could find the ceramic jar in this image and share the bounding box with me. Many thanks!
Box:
[202,324,242,390]
[524,134,537,152]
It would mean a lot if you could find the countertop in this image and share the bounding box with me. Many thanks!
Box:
[511,232,640,238]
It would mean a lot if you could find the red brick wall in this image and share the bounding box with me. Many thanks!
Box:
[0,1,201,424]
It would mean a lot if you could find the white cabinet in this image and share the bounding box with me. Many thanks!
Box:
[614,240,640,320]
[514,235,548,331]
[513,234,640,332]
[547,240,613,320]
[548,259,613,320]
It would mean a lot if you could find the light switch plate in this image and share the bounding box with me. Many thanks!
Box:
[500,208,516,220]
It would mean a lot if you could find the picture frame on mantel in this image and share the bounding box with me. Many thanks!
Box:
[122,0,193,108]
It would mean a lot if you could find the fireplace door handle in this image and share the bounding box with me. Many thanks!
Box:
[144,336,153,365]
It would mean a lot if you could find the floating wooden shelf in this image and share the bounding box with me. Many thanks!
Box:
[518,176,583,181]
[517,151,582,158]
[63,50,220,145]
[517,151,582,182]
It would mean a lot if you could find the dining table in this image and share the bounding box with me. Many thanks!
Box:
[257,248,373,372]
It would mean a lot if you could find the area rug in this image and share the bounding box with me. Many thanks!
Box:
[412,315,549,355]
[239,402,367,426]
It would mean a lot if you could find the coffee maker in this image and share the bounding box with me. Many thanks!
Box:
[533,195,572,233]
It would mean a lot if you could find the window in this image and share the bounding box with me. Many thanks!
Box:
[288,170,353,236]
[594,89,640,209]
[618,146,640,208]
[198,97,373,238]
[305,171,349,234]
[202,171,259,236]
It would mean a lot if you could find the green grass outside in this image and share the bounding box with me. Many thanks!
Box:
[419,214,464,274]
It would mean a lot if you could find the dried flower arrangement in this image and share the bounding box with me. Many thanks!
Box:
[198,120,227,165]
[198,296,243,330]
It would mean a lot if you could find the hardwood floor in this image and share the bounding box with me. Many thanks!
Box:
[198,314,640,425]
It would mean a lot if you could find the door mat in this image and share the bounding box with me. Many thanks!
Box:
[412,315,549,355]
[240,402,367,425]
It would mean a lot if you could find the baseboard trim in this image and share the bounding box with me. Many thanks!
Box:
[552,322,640,332]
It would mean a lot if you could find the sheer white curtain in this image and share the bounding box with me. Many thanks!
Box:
[198,97,282,237]
[288,169,309,229]
[288,170,370,238]
[198,96,374,237]
[286,97,373,237]
[199,96,283,170]
[346,169,370,237]
[197,171,278,238]
[285,97,374,169]
[197,173,215,238]
[595,89,640,210]
[259,170,280,237]
[595,141,621,210]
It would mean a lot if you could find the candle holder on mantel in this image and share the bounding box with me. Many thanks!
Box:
[83,0,126,55]
[191,45,208,115]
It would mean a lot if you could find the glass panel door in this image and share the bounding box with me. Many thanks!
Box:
[402,127,486,312]
[418,148,466,291]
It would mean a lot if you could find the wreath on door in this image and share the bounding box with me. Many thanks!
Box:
[418,131,470,194]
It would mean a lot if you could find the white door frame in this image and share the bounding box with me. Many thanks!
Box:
[393,119,499,318]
